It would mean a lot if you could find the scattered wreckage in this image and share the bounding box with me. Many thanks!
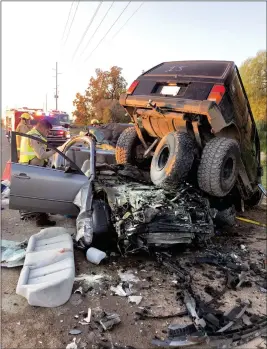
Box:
[9,127,266,252]
[9,131,212,250]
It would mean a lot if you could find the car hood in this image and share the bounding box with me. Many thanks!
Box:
[51,126,65,131]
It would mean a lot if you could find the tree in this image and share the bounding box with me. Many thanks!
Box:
[72,92,94,126]
[109,66,127,100]
[72,66,128,125]
[239,50,267,121]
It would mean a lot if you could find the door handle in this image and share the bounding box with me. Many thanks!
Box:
[15,173,31,179]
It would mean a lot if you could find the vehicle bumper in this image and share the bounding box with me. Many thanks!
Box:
[119,93,229,133]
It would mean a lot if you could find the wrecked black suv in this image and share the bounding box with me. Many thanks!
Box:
[116,60,263,207]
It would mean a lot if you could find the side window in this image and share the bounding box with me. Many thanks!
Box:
[12,132,84,175]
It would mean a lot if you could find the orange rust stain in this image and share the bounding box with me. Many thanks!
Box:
[165,156,175,175]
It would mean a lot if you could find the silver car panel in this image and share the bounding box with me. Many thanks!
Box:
[10,132,88,215]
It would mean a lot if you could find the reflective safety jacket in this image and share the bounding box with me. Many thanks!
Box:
[19,128,47,164]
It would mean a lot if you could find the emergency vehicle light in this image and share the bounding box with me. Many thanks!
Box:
[208,85,225,105]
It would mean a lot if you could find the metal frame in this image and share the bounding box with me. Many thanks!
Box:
[11,132,96,179]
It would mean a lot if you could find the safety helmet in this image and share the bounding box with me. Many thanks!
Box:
[20,112,31,120]
[91,119,100,125]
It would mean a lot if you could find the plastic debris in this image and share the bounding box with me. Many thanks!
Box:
[86,247,107,265]
[74,286,83,295]
[16,227,75,307]
[69,329,82,335]
[66,338,78,349]
[83,308,91,323]
[118,270,140,283]
[110,283,133,297]
[183,290,206,329]
[1,239,27,268]
[128,296,142,305]
[75,273,109,286]
[99,312,121,331]
[73,182,94,245]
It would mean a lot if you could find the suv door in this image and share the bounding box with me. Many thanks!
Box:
[9,132,89,215]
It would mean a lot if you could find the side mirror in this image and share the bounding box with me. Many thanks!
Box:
[64,124,69,129]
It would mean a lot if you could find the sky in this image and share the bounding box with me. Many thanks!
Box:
[1,1,266,117]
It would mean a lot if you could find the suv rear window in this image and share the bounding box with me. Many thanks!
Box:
[145,61,231,78]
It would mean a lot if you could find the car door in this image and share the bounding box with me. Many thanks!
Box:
[9,132,89,216]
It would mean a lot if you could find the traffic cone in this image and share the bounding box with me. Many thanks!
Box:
[2,160,11,182]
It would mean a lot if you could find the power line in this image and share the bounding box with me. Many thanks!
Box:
[61,2,74,42]
[111,2,144,40]
[84,1,131,63]
[80,1,114,58]
[72,1,103,62]
[63,1,80,47]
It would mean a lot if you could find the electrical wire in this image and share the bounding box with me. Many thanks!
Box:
[84,1,131,63]
[61,2,74,42]
[63,1,80,47]
[72,1,103,62]
[80,1,114,58]
[111,2,144,40]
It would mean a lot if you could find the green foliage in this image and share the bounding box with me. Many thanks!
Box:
[72,66,128,125]
[239,50,267,121]
[256,119,267,153]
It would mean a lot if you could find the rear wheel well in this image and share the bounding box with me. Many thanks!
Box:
[215,124,241,143]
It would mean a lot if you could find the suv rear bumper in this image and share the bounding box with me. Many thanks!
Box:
[120,94,229,133]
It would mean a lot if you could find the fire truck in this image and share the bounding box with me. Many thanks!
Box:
[4,108,70,146]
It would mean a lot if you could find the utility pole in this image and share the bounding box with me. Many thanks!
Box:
[45,93,48,111]
[52,62,61,110]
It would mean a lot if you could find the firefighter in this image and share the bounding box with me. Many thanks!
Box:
[16,112,32,157]
[19,118,61,226]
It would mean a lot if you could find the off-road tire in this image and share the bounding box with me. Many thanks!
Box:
[150,132,195,189]
[115,127,138,164]
[198,137,240,197]
[115,127,151,169]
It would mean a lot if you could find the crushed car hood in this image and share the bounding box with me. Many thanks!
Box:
[94,165,214,248]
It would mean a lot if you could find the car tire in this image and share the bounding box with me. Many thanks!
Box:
[115,126,151,168]
[198,137,240,197]
[150,132,195,189]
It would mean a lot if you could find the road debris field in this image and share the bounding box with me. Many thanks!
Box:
[1,183,267,348]
[1,123,267,349]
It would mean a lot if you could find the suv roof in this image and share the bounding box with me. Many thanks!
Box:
[140,60,235,83]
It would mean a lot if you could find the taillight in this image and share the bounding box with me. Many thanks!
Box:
[127,80,139,95]
[208,85,225,105]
